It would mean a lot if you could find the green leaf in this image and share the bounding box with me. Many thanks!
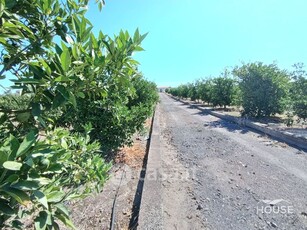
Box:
[36,116,46,128]
[40,59,51,76]
[33,190,48,209]
[42,0,51,14]
[46,163,62,173]
[46,191,65,203]
[0,112,7,125]
[2,22,24,39]
[60,138,68,149]
[12,180,40,191]
[57,85,70,100]
[0,203,15,216]
[52,93,66,109]
[4,174,19,184]
[133,28,140,43]
[16,131,36,157]
[51,221,60,230]
[32,103,41,117]
[25,158,34,167]
[54,203,70,217]
[16,112,31,122]
[90,33,98,49]
[55,44,62,55]
[55,76,70,82]
[60,47,71,72]
[97,0,104,11]
[139,32,148,43]
[0,2,4,18]
[10,85,24,89]
[7,135,19,161]
[12,220,23,229]
[3,161,22,170]
[77,92,85,98]
[15,21,34,39]
[1,187,30,205]
[69,91,77,108]
[33,177,52,185]
[55,212,76,229]
[0,199,15,215]
[134,46,144,52]
[11,78,42,84]
[34,211,48,230]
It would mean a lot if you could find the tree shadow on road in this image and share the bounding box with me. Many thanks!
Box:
[191,110,250,134]
[170,98,306,152]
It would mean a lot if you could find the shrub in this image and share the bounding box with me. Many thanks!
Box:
[56,75,158,152]
[0,125,111,229]
[233,62,289,117]
[290,64,307,120]
[211,77,235,108]
[292,77,307,120]
[187,83,197,101]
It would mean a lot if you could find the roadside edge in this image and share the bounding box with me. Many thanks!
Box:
[169,95,307,151]
[138,103,163,229]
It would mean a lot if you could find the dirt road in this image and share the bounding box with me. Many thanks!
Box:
[158,93,307,230]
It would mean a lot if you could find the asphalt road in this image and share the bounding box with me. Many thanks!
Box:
[158,93,307,230]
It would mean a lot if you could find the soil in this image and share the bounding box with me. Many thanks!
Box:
[156,93,307,230]
[62,118,152,230]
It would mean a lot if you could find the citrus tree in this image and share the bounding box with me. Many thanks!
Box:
[197,79,213,105]
[233,62,289,117]
[210,76,235,108]
[0,0,157,228]
[289,63,307,121]
[187,83,198,101]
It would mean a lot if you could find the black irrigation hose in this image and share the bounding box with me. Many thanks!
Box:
[110,166,126,230]
[110,111,156,229]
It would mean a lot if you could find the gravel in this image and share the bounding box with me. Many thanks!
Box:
[158,93,307,230]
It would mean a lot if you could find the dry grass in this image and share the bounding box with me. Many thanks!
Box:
[115,118,151,168]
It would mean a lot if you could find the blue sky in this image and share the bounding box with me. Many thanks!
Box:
[86,0,307,87]
[1,0,307,90]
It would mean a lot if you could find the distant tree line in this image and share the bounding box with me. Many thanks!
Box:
[166,62,307,121]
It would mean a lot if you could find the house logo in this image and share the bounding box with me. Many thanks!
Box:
[256,199,294,214]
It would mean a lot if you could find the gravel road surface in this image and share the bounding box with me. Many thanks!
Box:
[158,93,307,230]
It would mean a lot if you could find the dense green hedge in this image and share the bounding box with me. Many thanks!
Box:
[56,75,158,152]
[168,75,237,109]
[167,62,306,120]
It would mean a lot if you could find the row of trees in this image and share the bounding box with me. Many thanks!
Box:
[167,62,307,120]
[0,0,158,229]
